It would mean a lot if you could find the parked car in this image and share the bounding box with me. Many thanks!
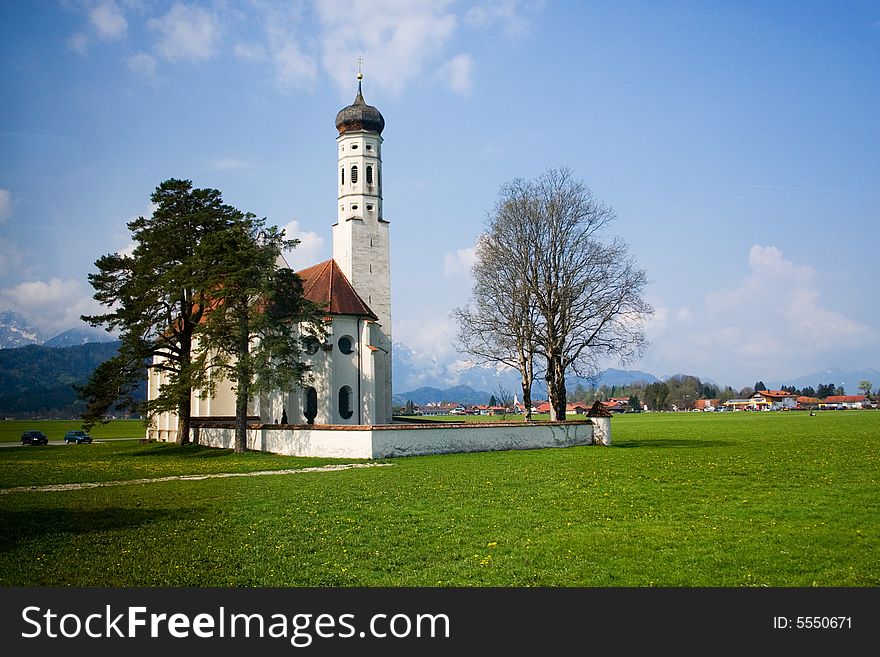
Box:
[21,430,49,445]
[64,429,93,444]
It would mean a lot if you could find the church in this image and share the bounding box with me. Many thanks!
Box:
[147,74,393,440]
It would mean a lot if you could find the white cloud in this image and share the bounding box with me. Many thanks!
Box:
[127,52,157,78]
[0,278,102,335]
[68,32,91,55]
[435,53,474,95]
[280,220,327,270]
[90,0,128,40]
[442,245,477,278]
[148,3,221,62]
[315,0,458,96]
[464,0,541,39]
[396,313,459,361]
[0,189,11,224]
[208,157,254,170]
[274,38,318,89]
[235,42,267,62]
[639,244,875,386]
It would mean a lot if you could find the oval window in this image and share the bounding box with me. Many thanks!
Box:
[338,335,354,354]
[303,336,320,355]
[339,385,354,420]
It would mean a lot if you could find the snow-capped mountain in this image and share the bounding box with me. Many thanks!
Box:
[0,309,43,348]
[43,327,117,348]
[391,341,661,397]
[392,341,522,393]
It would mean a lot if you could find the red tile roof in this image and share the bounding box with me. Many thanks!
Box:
[822,395,867,403]
[296,259,377,319]
[755,390,796,398]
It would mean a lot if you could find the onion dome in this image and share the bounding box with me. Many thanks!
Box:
[335,74,385,135]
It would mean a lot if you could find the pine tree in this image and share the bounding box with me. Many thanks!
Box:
[197,217,324,452]
[81,180,246,443]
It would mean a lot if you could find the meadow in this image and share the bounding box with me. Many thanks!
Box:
[0,418,144,443]
[0,411,876,587]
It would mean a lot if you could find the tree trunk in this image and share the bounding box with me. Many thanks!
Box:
[553,356,567,421]
[234,311,250,453]
[546,353,567,422]
[176,331,194,445]
[176,407,191,445]
[521,378,533,422]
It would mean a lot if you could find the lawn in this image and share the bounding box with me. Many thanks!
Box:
[0,418,145,443]
[0,411,877,587]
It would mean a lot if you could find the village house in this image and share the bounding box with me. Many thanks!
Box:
[695,398,720,411]
[818,395,870,410]
[724,390,797,411]
[749,390,798,410]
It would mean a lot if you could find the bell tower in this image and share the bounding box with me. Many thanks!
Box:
[332,72,392,422]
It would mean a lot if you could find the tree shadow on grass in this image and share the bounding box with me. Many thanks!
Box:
[616,438,738,448]
[0,506,205,553]
[131,444,234,458]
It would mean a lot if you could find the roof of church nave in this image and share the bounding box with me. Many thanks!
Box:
[297,259,378,319]
[335,74,385,136]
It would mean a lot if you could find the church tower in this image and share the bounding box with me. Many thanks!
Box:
[332,73,393,422]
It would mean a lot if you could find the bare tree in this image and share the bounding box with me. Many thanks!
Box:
[493,382,514,418]
[452,210,542,421]
[455,169,652,422]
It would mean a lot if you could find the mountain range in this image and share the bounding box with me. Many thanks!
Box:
[0,309,115,349]
[771,367,880,399]
[1,314,876,416]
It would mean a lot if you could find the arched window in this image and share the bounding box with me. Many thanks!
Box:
[366,165,373,185]
[304,386,318,424]
[338,335,354,354]
[351,165,358,184]
[341,167,344,185]
[339,386,354,420]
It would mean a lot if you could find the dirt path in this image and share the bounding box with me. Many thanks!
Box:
[0,462,393,494]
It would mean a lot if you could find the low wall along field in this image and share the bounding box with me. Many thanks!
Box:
[195,420,597,459]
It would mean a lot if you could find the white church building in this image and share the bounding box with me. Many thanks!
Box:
[146,77,601,457]
[147,75,393,439]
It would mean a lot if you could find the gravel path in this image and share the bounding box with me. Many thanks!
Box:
[0,462,393,494]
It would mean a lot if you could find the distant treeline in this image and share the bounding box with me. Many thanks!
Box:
[0,341,146,419]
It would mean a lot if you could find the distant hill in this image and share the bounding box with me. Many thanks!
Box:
[392,385,492,407]
[43,327,117,348]
[772,367,880,396]
[392,340,661,398]
[0,341,144,419]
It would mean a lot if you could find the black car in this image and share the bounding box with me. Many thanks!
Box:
[21,430,49,445]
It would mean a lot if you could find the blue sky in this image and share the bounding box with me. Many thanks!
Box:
[1,0,878,390]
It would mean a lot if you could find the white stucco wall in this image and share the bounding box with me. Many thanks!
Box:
[193,421,595,459]
[591,417,612,445]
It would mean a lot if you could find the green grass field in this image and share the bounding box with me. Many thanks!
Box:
[0,418,145,442]
[0,411,877,587]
